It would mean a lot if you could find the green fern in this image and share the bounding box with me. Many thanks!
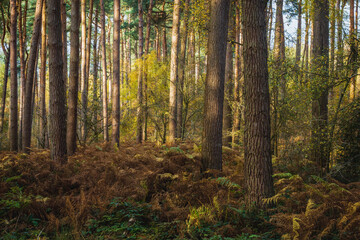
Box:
[216,177,241,190]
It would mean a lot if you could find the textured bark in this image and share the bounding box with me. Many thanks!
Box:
[242,0,274,206]
[80,0,87,141]
[310,0,329,174]
[271,0,285,157]
[136,0,144,143]
[168,0,181,145]
[22,0,43,153]
[39,1,47,148]
[61,0,67,93]
[100,0,108,141]
[232,5,241,147]
[9,0,18,152]
[67,0,80,155]
[177,0,190,140]
[143,0,154,141]
[223,41,233,147]
[112,0,120,146]
[201,0,230,171]
[48,0,67,164]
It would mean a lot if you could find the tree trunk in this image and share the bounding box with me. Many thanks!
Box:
[100,0,108,141]
[223,39,233,147]
[39,1,47,148]
[201,0,230,171]
[61,0,67,94]
[136,0,144,143]
[143,0,154,141]
[112,0,120,146]
[9,0,18,152]
[168,0,181,145]
[48,0,67,164]
[232,5,241,147]
[80,0,87,142]
[349,0,358,100]
[93,6,99,135]
[22,0,43,153]
[67,0,80,155]
[310,0,329,174]
[295,0,302,80]
[329,0,336,99]
[177,0,190,140]
[242,0,274,207]
[0,51,9,133]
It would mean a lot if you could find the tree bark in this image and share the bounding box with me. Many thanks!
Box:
[48,0,67,164]
[61,0,67,94]
[295,0,302,80]
[223,39,233,147]
[0,7,9,134]
[39,1,47,148]
[9,0,18,152]
[136,0,144,143]
[201,0,230,171]
[168,0,181,145]
[67,0,80,155]
[112,0,120,146]
[310,0,329,174]
[22,0,43,153]
[177,0,190,140]
[100,0,108,141]
[242,0,274,207]
[80,0,87,142]
[349,0,358,100]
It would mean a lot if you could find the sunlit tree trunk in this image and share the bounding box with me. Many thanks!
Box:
[136,0,144,143]
[100,0,108,141]
[67,0,80,155]
[112,0,120,146]
[39,1,47,148]
[349,0,358,100]
[242,0,274,207]
[168,0,181,145]
[223,32,233,147]
[61,0,67,93]
[201,0,230,171]
[295,0,302,81]
[9,0,18,152]
[80,0,87,142]
[48,0,67,164]
[22,0,43,153]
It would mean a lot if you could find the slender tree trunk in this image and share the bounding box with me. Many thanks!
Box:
[162,26,167,60]
[223,37,233,147]
[336,0,345,72]
[61,0,67,93]
[136,0,144,143]
[267,0,273,50]
[48,0,67,164]
[177,0,190,140]
[100,0,108,141]
[39,1,47,148]
[112,0,120,146]
[201,0,230,171]
[22,0,43,153]
[9,0,18,151]
[168,0,181,145]
[242,0,274,207]
[143,0,154,141]
[310,0,329,174]
[80,0,87,142]
[93,6,99,133]
[232,5,241,147]
[329,0,336,99]
[67,0,80,155]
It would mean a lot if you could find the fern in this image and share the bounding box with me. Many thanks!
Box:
[216,177,241,190]
[273,172,293,178]
[292,217,301,240]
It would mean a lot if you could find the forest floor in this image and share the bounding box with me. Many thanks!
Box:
[0,142,360,239]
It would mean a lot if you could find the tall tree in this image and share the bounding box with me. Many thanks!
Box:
[9,0,18,151]
[22,0,43,153]
[295,0,302,80]
[80,0,87,141]
[310,0,329,173]
[48,0,67,163]
[242,0,274,206]
[201,0,230,171]
[67,0,80,155]
[61,0,67,92]
[112,0,121,146]
[136,0,144,143]
[39,0,47,148]
[168,0,181,145]
[100,0,108,141]
[349,0,358,100]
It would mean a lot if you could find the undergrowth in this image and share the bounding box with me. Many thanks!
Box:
[0,142,359,239]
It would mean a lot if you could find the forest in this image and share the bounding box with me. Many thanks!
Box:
[0,0,359,239]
